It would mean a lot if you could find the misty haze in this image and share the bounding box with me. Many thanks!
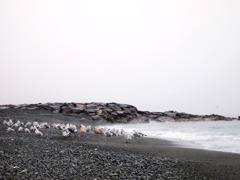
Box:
[1,0,240,117]
[1,1,240,180]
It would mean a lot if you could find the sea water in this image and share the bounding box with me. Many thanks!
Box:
[109,120,240,154]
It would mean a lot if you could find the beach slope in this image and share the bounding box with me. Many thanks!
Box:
[0,109,240,179]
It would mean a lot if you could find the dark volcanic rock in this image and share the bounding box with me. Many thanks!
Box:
[104,108,113,112]
[178,113,191,119]
[157,116,175,122]
[144,112,164,119]
[84,109,97,113]
[91,115,103,121]
[0,106,10,110]
[116,111,125,115]
[164,111,178,118]
[61,106,73,114]
[71,108,83,114]
[0,102,236,123]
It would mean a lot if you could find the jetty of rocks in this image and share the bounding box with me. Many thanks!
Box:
[0,102,236,123]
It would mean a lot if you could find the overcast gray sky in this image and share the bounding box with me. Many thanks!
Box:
[0,0,240,116]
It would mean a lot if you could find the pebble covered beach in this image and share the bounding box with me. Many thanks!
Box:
[1,109,240,180]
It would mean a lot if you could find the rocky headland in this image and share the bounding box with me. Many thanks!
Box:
[0,102,237,123]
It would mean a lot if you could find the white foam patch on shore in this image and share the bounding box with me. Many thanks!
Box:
[109,120,240,154]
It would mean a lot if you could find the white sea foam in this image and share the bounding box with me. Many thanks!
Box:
[109,120,240,154]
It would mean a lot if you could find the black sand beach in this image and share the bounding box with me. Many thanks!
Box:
[1,109,240,179]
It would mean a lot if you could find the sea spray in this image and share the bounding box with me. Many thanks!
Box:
[109,120,240,154]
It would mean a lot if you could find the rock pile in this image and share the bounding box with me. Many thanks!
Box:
[0,103,237,122]
[139,110,236,122]
[0,103,138,123]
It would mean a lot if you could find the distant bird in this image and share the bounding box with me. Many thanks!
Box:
[52,123,63,130]
[86,125,92,132]
[62,128,70,137]
[40,122,50,129]
[18,126,23,132]
[104,129,112,138]
[13,120,23,127]
[3,120,7,126]
[7,127,15,132]
[12,123,19,128]
[51,123,57,128]
[67,124,77,133]
[93,126,102,135]
[20,122,24,127]
[110,128,118,136]
[98,126,106,134]
[16,120,21,126]
[30,126,37,131]
[12,120,21,128]
[132,130,146,139]
[7,119,14,126]
[35,129,43,137]
[24,128,31,133]
[33,122,40,128]
[80,124,86,134]
[24,122,32,127]
[120,129,125,135]
[115,129,121,136]
[124,133,132,143]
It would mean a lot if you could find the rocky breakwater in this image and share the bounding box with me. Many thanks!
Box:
[0,102,139,123]
[139,110,237,122]
[0,103,237,123]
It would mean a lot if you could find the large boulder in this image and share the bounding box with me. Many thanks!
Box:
[116,111,125,115]
[85,104,97,109]
[75,103,85,109]
[91,115,103,121]
[71,108,83,114]
[0,106,10,110]
[157,116,175,122]
[189,117,204,121]
[138,111,151,116]
[178,113,191,119]
[104,108,113,113]
[164,111,178,118]
[84,109,97,114]
[49,105,61,111]
[61,106,73,114]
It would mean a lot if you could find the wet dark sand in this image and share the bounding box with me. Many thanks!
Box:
[0,109,240,179]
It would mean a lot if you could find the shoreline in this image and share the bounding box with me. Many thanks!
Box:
[87,134,240,165]
[145,135,240,156]
[1,109,240,179]
[108,120,240,155]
